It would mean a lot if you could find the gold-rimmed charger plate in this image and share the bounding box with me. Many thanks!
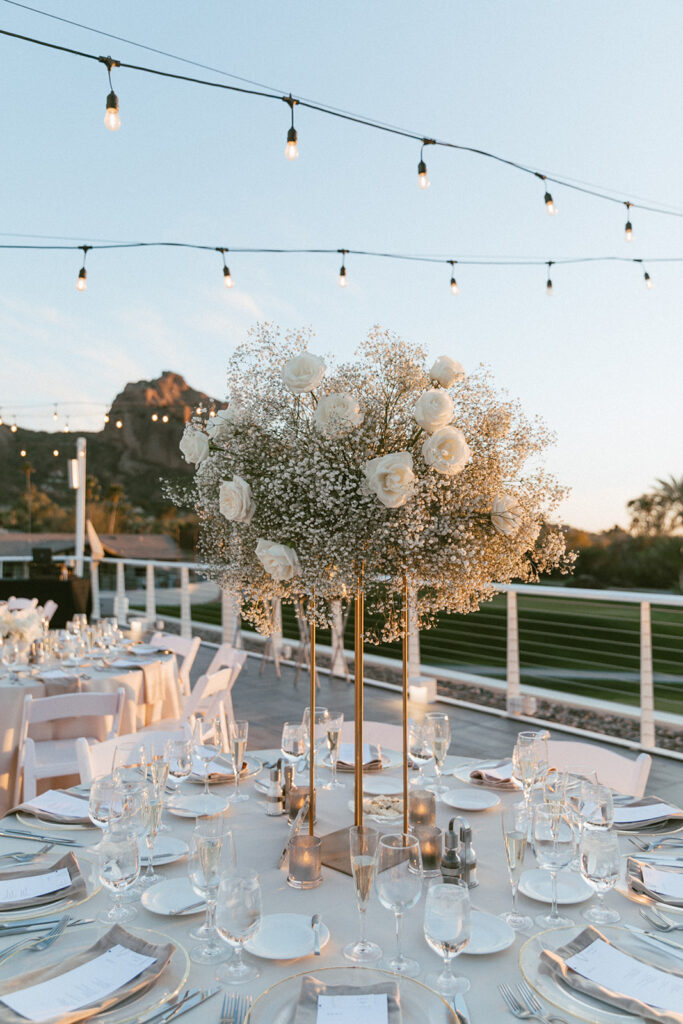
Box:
[0,923,190,1024]
[616,819,683,837]
[15,812,94,832]
[0,855,101,922]
[245,965,459,1023]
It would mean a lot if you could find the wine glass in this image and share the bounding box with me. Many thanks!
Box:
[375,833,423,977]
[165,737,193,801]
[302,706,329,770]
[425,712,450,797]
[565,766,598,868]
[344,825,382,963]
[512,732,540,813]
[532,805,575,928]
[424,881,471,996]
[216,869,262,984]
[192,714,229,813]
[187,818,235,964]
[408,720,431,787]
[501,801,533,931]
[280,722,306,771]
[98,831,139,923]
[580,781,614,830]
[88,775,119,852]
[112,740,147,785]
[228,719,249,803]
[580,829,621,924]
[322,712,344,790]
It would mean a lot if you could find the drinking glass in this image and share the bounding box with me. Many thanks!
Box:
[216,869,262,984]
[148,751,171,832]
[302,706,329,769]
[408,720,431,787]
[98,831,139,923]
[580,781,614,830]
[193,714,225,798]
[112,740,147,785]
[543,768,567,814]
[501,802,533,931]
[424,881,471,996]
[532,805,575,928]
[580,829,621,924]
[425,712,450,797]
[512,731,540,812]
[228,719,249,803]
[165,737,193,800]
[565,766,598,868]
[187,818,235,963]
[322,712,344,790]
[280,722,306,771]
[139,786,163,887]
[344,825,382,963]
[88,775,120,852]
[375,833,423,977]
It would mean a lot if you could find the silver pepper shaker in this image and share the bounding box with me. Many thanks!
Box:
[266,767,285,816]
[282,764,295,812]
[457,817,478,888]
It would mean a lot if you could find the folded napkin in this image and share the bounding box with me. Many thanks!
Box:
[0,923,174,1024]
[613,797,683,830]
[191,753,247,781]
[627,857,683,907]
[11,789,91,826]
[469,759,518,788]
[336,743,383,772]
[0,852,85,912]
[293,975,402,1024]
[540,925,683,1024]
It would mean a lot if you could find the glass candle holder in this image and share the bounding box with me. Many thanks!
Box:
[287,834,322,889]
[415,825,442,877]
[288,786,312,824]
[409,789,436,829]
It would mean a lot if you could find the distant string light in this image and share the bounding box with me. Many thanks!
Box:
[338,250,348,288]
[448,261,459,294]
[52,405,58,422]
[545,261,554,296]
[20,449,27,457]
[102,56,121,131]
[10,422,18,433]
[625,202,633,242]
[162,413,169,422]
[218,248,233,288]
[52,448,59,456]
[76,245,90,291]
[417,139,434,190]
[151,413,158,422]
[115,419,123,429]
[284,95,299,161]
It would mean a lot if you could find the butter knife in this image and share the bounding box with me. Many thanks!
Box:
[624,924,683,956]
[311,913,321,955]
[0,918,94,937]
[453,992,470,1023]
[160,986,220,1024]
[134,988,198,1024]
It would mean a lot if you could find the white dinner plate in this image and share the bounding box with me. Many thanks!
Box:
[141,878,205,916]
[187,754,263,785]
[362,777,403,796]
[126,643,159,655]
[245,913,330,960]
[442,788,501,811]
[139,835,188,866]
[15,812,94,832]
[519,868,592,905]
[166,793,229,818]
[463,909,515,955]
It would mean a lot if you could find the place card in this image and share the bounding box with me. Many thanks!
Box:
[641,864,683,900]
[22,790,89,818]
[317,993,388,1024]
[0,943,156,1022]
[613,802,679,825]
[0,867,71,906]
[566,937,683,1012]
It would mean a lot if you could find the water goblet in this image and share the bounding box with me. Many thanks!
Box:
[375,833,423,977]
[88,775,120,852]
[216,869,262,983]
[98,831,139,923]
[425,712,450,797]
[228,719,249,803]
[408,719,431,787]
[532,805,575,928]
[580,781,614,830]
[192,714,229,814]
[302,706,329,770]
[580,829,621,924]
[112,740,147,785]
[280,721,306,772]
[344,825,382,963]
[501,801,533,931]
[424,881,471,996]
[322,712,344,790]
[165,737,193,801]
[187,818,236,963]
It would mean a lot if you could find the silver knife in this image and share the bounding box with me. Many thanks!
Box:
[0,918,94,937]
[0,829,82,847]
[453,992,471,1023]
[311,913,321,955]
[159,986,220,1024]
[134,988,198,1024]
[624,924,683,956]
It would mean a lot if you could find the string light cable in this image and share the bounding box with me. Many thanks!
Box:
[2,25,683,224]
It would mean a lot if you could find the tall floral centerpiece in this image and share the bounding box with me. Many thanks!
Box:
[173,323,572,832]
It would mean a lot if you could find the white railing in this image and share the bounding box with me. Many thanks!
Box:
[1,553,682,752]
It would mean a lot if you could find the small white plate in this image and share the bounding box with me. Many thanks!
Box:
[362,777,403,796]
[442,789,501,811]
[141,878,205,917]
[139,835,188,866]
[245,913,330,960]
[463,909,515,955]
[166,793,229,818]
[451,761,520,791]
[126,644,158,655]
[519,868,592,905]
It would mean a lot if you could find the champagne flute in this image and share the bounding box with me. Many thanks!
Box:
[424,881,471,996]
[149,751,171,832]
[139,785,163,887]
[187,818,235,963]
[98,831,139,923]
[580,829,621,924]
[501,801,533,931]
[425,712,450,797]
[228,719,249,803]
[532,805,575,928]
[88,775,120,852]
[344,825,382,963]
[322,712,344,790]
[375,833,423,977]
[512,732,540,813]
[216,869,262,984]
[280,722,306,771]
[188,815,236,942]
[408,720,431,787]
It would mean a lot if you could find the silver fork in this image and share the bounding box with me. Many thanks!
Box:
[640,906,683,932]
[499,983,566,1024]
[220,993,236,1024]
[518,980,569,1024]
[0,915,71,966]
[0,843,53,863]
[629,836,683,852]
[234,995,253,1024]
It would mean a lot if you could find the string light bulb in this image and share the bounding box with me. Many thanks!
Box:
[151,413,158,422]
[544,191,556,215]
[10,422,18,433]
[417,139,434,190]
[115,419,123,429]
[52,406,58,422]
[644,270,653,289]
[338,250,348,288]
[545,262,554,296]
[625,202,633,242]
[448,261,459,294]
[63,421,70,433]
[52,448,59,457]
[101,57,121,131]
[162,414,170,423]
[0,415,3,426]
[217,248,234,288]
[284,95,299,160]
[20,449,27,458]
[104,414,110,424]
[76,245,90,292]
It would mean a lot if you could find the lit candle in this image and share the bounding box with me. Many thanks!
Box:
[409,789,436,829]
[415,825,442,877]
[287,834,322,889]
[129,619,144,643]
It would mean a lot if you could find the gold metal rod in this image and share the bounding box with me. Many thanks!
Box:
[309,595,316,836]
[354,569,364,827]
[402,576,409,836]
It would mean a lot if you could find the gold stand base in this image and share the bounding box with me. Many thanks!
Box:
[320,827,353,876]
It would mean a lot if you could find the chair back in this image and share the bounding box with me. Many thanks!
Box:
[547,739,652,797]
[42,599,59,622]
[23,689,125,732]
[340,720,404,751]
[206,643,247,677]
[151,632,201,698]
[76,725,191,783]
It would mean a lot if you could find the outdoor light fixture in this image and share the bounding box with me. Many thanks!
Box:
[546,262,554,296]
[151,413,158,422]
[448,261,459,294]
[625,203,633,242]
[102,57,121,131]
[76,245,90,291]
[338,250,348,287]
[63,421,70,433]
[544,190,556,215]
[115,419,123,429]
[20,449,27,458]
[52,449,59,457]
[417,139,434,190]
[284,95,299,160]
[53,406,58,422]
[217,248,233,288]
[10,423,17,433]
[104,414,110,423]
[162,414,169,423]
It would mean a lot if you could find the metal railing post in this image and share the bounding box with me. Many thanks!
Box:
[506,589,522,714]
[640,600,655,748]
[90,561,101,620]
[113,561,128,624]
[145,563,156,626]
[179,566,191,639]
[221,589,242,647]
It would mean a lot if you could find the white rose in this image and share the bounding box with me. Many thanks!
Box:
[206,409,233,441]
[430,355,465,387]
[491,495,523,536]
[413,389,454,433]
[422,425,471,475]
[179,425,209,465]
[314,393,363,436]
[255,538,301,581]
[363,452,415,508]
[8,608,42,643]
[219,476,255,524]
[282,352,326,394]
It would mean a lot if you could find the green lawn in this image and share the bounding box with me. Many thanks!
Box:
[148,594,683,714]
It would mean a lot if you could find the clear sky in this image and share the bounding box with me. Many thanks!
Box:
[0,0,680,531]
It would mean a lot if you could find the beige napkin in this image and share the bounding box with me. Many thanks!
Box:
[615,797,683,830]
[469,759,518,788]
[627,857,683,907]
[293,974,402,1024]
[539,925,683,1024]
[336,744,383,772]
[0,852,86,912]
[192,755,248,781]
[11,790,91,825]
[0,923,174,1024]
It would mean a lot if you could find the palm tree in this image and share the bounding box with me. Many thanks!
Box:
[628,474,683,535]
